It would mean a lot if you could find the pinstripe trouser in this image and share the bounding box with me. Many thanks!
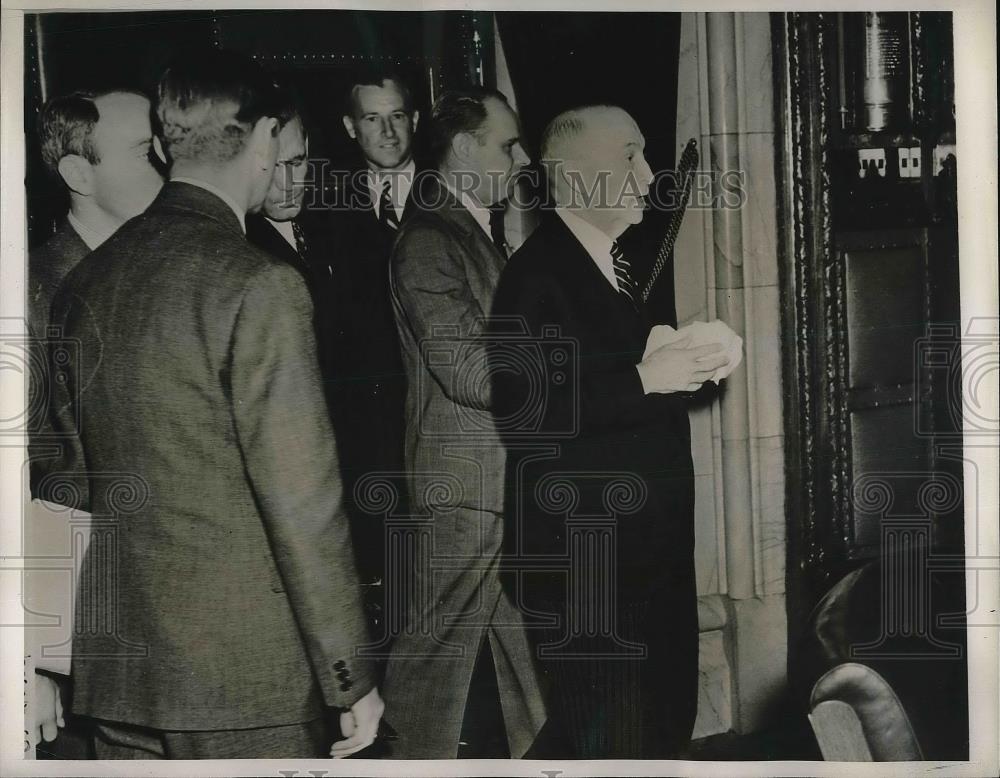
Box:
[525,577,699,759]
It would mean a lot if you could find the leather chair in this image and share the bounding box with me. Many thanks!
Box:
[795,558,968,761]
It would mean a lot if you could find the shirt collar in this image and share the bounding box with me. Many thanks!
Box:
[66,210,115,251]
[443,179,492,239]
[267,217,298,251]
[555,208,619,291]
[366,159,416,219]
[170,176,246,233]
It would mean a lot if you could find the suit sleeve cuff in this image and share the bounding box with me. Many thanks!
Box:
[320,657,378,710]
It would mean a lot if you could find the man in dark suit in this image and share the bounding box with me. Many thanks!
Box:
[490,105,730,759]
[380,88,546,758]
[45,51,382,759]
[246,99,339,381]
[26,88,164,753]
[29,89,164,494]
[247,102,332,283]
[326,71,420,626]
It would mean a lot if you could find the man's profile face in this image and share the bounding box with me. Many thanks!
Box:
[464,97,529,207]
[343,80,418,171]
[89,92,164,222]
[263,117,309,221]
[247,120,280,214]
[573,110,653,237]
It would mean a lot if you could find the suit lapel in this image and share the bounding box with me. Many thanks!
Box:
[545,212,647,325]
[417,177,506,309]
[447,200,506,309]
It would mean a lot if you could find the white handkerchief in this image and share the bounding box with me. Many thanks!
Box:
[643,320,744,384]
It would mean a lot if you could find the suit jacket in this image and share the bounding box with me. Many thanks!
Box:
[245,210,336,289]
[245,210,340,398]
[325,176,409,481]
[382,174,546,757]
[27,221,90,496]
[45,182,374,731]
[490,212,696,602]
[389,174,508,513]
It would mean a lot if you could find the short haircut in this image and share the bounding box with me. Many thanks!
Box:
[344,68,414,117]
[426,87,509,167]
[540,104,619,163]
[38,88,148,173]
[156,50,281,165]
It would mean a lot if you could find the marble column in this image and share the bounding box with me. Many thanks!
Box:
[706,12,757,601]
[677,11,788,735]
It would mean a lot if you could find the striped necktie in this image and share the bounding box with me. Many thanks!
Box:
[611,240,639,309]
[489,204,509,257]
[379,179,400,231]
[291,219,308,260]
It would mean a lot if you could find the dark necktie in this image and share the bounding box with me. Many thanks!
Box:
[291,219,309,260]
[379,179,400,231]
[489,205,509,257]
[611,240,639,309]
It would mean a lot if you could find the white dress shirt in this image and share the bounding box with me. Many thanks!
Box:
[367,159,416,223]
[171,176,246,233]
[268,217,297,251]
[555,207,619,291]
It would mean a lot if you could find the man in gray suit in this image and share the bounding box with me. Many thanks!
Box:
[381,87,545,758]
[46,51,382,759]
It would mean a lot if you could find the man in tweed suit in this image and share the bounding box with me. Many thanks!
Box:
[46,51,382,759]
[380,88,546,758]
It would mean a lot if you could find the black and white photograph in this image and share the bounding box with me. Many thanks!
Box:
[0,1,996,775]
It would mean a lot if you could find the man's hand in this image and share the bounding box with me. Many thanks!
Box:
[330,686,384,758]
[32,673,65,745]
[636,335,730,394]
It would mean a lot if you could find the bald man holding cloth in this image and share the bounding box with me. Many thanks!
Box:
[490,105,734,759]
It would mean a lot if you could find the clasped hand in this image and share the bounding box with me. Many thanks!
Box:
[636,333,731,394]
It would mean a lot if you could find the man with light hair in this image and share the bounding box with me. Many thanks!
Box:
[29,88,164,492]
[491,104,730,758]
[26,87,164,754]
[48,50,381,759]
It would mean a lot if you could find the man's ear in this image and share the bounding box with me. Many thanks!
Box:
[410,110,420,134]
[549,159,584,207]
[342,115,357,139]
[56,154,95,196]
[250,117,279,168]
[451,131,475,164]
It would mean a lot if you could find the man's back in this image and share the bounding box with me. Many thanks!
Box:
[28,222,91,493]
[50,181,373,732]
